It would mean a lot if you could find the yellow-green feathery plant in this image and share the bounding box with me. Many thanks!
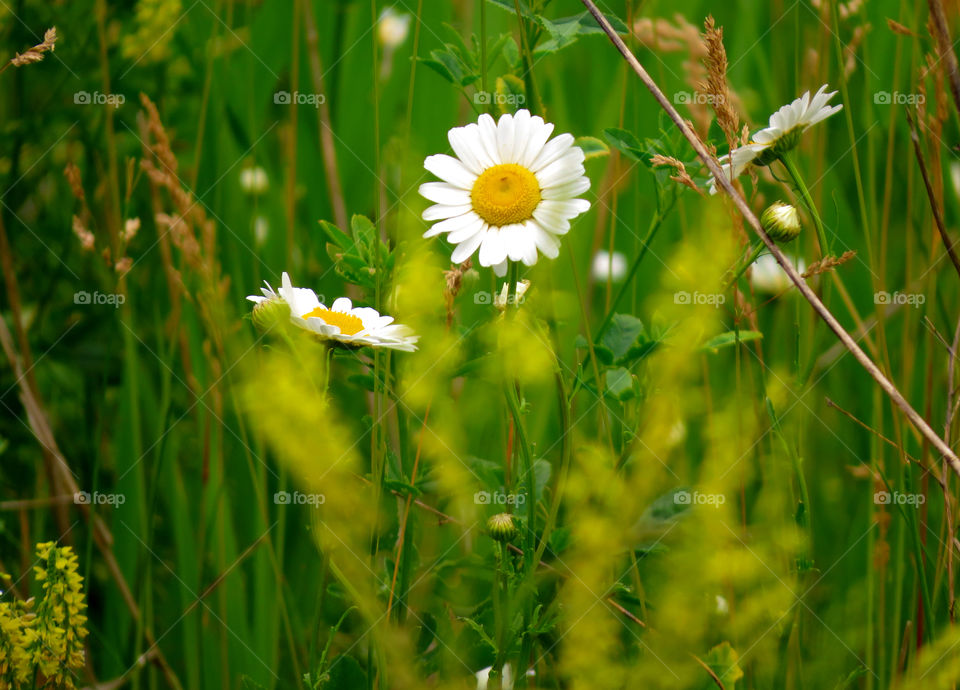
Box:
[0,543,88,690]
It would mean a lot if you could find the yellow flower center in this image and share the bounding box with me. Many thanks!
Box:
[471,163,541,227]
[301,307,364,335]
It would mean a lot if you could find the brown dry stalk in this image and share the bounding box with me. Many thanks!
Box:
[926,0,960,121]
[650,154,705,196]
[581,0,960,478]
[700,17,738,152]
[5,27,57,69]
[802,250,857,278]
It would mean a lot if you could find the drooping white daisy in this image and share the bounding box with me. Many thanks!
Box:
[751,84,843,158]
[706,143,768,195]
[246,273,419,351]
[749,253,807,295]
[707,85,842,194]
[420,109,591,276]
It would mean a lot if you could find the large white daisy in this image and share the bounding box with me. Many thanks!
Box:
[706,84,842,194]
[419,109,591,275]
[246,273,419,352]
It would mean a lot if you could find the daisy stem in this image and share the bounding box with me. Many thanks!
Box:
[780,154,829,258]
[506,260,520,312]
[723,241,765,291]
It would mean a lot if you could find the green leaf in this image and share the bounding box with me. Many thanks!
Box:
[494,74,527,114]
[574,136,610,160]
[534,12,629,54]
[702,642,744,690]
[603,127,648,162]
[605,367,635,401]
[461,616,498,654]
[699,330,763,353]
[599,314,655,365]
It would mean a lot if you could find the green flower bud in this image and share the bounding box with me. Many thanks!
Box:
[251,298,290,332]
[761,202,802,243]
[486,513,517,543]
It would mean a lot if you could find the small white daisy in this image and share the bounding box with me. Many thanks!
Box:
[591,249,628,283]
[420,109,591,276]
[707,84,842,194]
[377,7,411,49]
[246,273,419,351]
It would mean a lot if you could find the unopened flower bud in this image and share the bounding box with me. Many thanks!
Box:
[251,298,290,333]
[486,513,517,542]
[761,202,801,243]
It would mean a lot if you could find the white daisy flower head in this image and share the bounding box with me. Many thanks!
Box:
[591,249,628,283]
[751,84,843,160]
[760,202,801,243]
[706,85,842,194]
[420,109,591,276]
[246,273,419,351]
[476,663,513,690]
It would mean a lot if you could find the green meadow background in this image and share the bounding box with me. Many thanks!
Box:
[1,0,959,688]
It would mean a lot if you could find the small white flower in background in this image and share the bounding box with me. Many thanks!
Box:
[377,7,411,49]
[950,161,960,200]
[476,663,513,690]
[716,594,730,615]
[420,109,591,276]
[591,249,627,283]
[240,166,269,195]
[707,85,842,194]
[253,215,269,248]
[749,253,806,295]
[666,420,687,448]
[246,273,419,351]
[494,279,530,310]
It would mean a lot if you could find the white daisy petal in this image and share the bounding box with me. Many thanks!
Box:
[529,132,575,172]
[497,112,517,163]
[520,116,555,168]
[493,260,509,277]
[449,125,486,175]
[447,215,485,243]
[536,154,586,189]
[423,211,481,239]
[418,182,471,206]
[531,221,561,258]
[542,177,590,200]
[422,204,472,222]
[477,113,503,166]
[331,297,353,312]
[479,228,507,267]
[451,229,486,263]
[424,154,476,189]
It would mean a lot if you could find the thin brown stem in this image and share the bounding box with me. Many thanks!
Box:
[580,0,960,478]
